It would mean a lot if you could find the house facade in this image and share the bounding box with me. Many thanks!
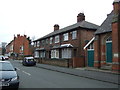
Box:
[84,0,120,73]
[6,34,33,59]
[34,13,99,68]
[6,40,14,56]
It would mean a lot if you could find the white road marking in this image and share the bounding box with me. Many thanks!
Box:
[22,71,31,76]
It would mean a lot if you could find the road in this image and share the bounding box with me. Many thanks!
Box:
[10,60,118,88]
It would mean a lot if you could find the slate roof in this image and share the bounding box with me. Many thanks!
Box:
[95,11,114,35]
[34,21,99,41]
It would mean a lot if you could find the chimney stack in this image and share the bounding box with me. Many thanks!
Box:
[77,13,85,22]
[113,0,120,14]
[17,34,20,37]
[54,24,59,31]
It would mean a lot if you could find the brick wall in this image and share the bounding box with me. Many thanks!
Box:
[94,33,112,68]
[38,58,71,67]
[13,34,32,57]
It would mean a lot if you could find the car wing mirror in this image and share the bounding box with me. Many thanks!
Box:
[14,68,17,71]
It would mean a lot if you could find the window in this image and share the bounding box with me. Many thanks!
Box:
[46,39,49,45]
[88,42,94,50]
[34,42,37,47]
[50,37,53,44]
[55,35,59,43]
[51,50,59,58]
[72,31,77,39]
[10,45,13,51]
[20,46,24,51]
[41,40,45,46]
[63,33,68,41]
[37,41,40,47]
[106,36,112,42]
[34,51,39,58]
[40,51,45,58]
[62,48,72,58]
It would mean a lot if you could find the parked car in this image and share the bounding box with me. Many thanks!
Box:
[0,61,19,89]
[0,55,5,61]
[22,57,36,66]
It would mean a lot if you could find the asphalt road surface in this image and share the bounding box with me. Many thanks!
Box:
[10,60,118,88]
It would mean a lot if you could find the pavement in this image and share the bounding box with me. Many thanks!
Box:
[35,63,120,85]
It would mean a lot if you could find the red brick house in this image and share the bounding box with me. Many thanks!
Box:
[84,0,120,73]
[6,40,14,56]
[6,34,33,59]
[34,13,99,67]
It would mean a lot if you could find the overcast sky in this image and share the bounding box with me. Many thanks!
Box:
[0,0,114,44]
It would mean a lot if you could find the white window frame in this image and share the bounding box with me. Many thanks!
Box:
[37,41,40,47]
[34,51,39,58]
[34,42,37,47]
[63,33,68,41]
[50,37,53,44]
[51,50,59,58]
[72,31,77,39]
[62,48,72,59]
[40,51,45,58]
[55,35,59,43]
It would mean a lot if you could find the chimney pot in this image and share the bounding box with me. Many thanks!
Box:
[77,13,85,22]
[17,34,20,37]
[54,24,59,31]
[24,35,27,38]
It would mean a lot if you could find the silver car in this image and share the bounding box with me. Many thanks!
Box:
[0,61,19,89]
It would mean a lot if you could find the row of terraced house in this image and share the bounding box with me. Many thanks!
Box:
[33,0,120,73]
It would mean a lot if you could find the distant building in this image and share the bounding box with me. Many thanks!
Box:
[6,40,14,56]
[0,42,7,55]
[6,34,34,59]
[2,42,7,48]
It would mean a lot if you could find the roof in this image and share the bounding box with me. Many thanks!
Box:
[95,11,114,35]
[60,44,73,48]
[34,21,99,41]
[24,57,34,59]
[114,0,120,3]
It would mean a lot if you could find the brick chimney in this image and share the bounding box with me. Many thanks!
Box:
[113,0,120,14]
[17,34,20,37]
[24,35,27,38]
[77,13,85,22]
[54,24,59,31]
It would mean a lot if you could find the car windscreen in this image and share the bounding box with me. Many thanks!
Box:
[0,62,15,71]
[25,59,34,61]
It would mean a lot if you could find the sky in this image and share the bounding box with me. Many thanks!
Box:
[0,0,114,44]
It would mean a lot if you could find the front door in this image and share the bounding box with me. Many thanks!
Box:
[106,41,112,63]
[87,49,94,67]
